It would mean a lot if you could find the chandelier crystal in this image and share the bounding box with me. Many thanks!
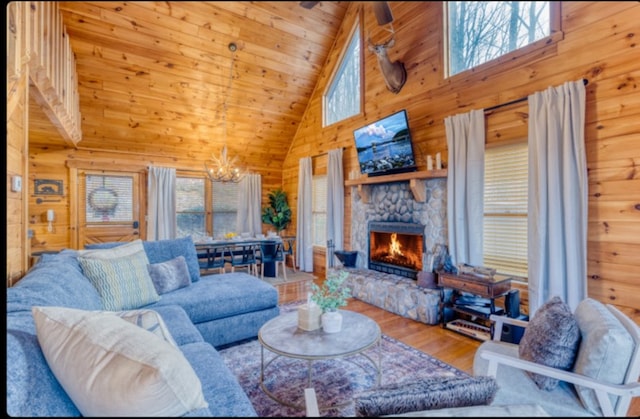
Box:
[204,42,244,183]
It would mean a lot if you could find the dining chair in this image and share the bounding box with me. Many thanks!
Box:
[227,243,259,276]
[282,235,297,272]
[196,244,228,275]
[258,241,287,280]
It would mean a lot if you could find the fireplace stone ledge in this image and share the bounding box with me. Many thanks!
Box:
[330,267,442,325]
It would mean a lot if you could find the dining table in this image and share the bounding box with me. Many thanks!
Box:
[195,236,283,278]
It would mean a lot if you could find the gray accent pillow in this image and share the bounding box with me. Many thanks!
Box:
[518,296,581,390]
[142,236,201,283]
[354,376,497,417]
[573,298,634,415]
[147,255,192,295]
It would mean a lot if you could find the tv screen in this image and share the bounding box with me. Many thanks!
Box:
[353,110,417,176]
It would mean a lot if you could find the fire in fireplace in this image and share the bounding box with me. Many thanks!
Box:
[368,222,424,279]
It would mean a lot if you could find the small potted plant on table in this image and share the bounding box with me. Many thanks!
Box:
[310,270,351,333]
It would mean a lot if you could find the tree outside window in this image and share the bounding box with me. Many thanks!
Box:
[447,1,551,76]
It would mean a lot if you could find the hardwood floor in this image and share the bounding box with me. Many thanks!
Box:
[275,278,640,417]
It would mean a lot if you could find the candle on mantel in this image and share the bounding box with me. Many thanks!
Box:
[427,155,433,171]
[436,152,442,170]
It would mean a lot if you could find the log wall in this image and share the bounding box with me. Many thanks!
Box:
[7,2,639,322]
[282,2,640,321]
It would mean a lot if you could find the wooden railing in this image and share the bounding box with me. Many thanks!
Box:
[22,1,82,145]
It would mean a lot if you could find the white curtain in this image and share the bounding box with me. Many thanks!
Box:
[528,80,587,314]
[236,174,262,235]
[297,157,313,272]
[445,109,485,267]
[147,166,176,240]
[326,148,344,268]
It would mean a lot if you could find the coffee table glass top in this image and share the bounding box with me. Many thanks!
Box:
[258,309,381,359]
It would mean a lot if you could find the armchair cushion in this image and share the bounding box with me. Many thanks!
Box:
[573,298,634,415]
[354,376,497,417]
[518,296,581,390]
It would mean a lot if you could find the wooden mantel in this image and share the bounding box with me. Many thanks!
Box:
[345,169,447,203]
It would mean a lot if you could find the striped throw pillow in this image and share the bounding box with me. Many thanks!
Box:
[79,250,160,311]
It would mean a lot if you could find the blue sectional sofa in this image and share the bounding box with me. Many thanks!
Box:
[6,237,280,416]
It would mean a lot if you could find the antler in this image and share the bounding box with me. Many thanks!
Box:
[366,24,396,51]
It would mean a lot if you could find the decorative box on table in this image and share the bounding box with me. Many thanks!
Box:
[297,303,322,331]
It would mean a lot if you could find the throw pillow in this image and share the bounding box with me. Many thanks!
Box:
[78,250,160,311]
[32,306,208,417]
[573,298,634,415]
[142,236,201,283]
[354,376,498,417]
[147,255,192,295]
[114,309,178,348]
[79,239,145,259]
[518,296,581,390]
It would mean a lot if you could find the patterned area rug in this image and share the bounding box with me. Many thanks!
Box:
[218,302,469,417]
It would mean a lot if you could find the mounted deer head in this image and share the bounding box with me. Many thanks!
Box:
[368,30,407,94]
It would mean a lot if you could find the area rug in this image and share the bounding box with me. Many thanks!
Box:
[218,302,469,417]
[260,270,316,286]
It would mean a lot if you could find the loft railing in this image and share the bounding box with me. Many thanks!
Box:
[7,1,82,145]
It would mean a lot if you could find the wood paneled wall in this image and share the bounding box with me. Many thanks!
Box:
[6,72,29,286]
[7,2,640,323]
[282,2,640,321]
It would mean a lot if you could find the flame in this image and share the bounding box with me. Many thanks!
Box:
[388,233,404,257]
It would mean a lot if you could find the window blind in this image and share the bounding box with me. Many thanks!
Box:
[212,180,238,237]
[483,141,528,278]
[85,175,133,223]
[312,175,327,247]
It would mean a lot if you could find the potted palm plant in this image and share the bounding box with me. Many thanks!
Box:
[261,189,292,235]
[310,270,351,333]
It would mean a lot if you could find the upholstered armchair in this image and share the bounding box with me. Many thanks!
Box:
[475,297,640,416]
[305,297,640,417]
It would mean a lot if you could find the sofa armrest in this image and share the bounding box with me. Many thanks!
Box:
[489,314,529,341]
[478,345,640,416]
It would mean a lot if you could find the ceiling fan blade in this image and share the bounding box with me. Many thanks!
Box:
[373,2,394,26]
[300,1,320,9]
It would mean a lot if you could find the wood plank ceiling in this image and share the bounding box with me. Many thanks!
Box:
[33,1,348,169]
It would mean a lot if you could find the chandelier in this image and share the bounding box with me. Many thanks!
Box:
[204,42,244,183]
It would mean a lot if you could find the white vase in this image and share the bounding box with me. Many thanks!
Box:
[321,310,342,333]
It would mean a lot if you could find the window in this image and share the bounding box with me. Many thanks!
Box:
[211,180,238,238]
[312,175,327,247]
[176,177,206,238]
[324,22,361,126]
[175,176,240,239]
[483,141,528,279]
[85,175,133,223]
[446,1,553,77]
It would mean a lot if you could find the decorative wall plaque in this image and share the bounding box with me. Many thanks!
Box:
[34,179,63,195]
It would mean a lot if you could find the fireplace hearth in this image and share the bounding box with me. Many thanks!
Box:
[368,221,424,279]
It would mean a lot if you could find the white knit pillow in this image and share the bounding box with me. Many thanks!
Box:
[32,306,208,416]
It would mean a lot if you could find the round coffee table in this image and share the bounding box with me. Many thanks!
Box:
[258,309,381,410]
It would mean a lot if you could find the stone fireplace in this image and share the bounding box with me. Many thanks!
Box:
[368,221,424,279]
[349,179,447,272]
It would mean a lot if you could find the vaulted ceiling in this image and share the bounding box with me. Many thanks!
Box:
[31,2,349,169]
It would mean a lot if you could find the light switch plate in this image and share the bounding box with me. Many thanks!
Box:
[11,175,22,192]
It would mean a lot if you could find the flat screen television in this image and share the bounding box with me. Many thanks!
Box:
[353,110,417,177]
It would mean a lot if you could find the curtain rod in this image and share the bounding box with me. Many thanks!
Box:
[311,147,345,158]
[484,78,588,113]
